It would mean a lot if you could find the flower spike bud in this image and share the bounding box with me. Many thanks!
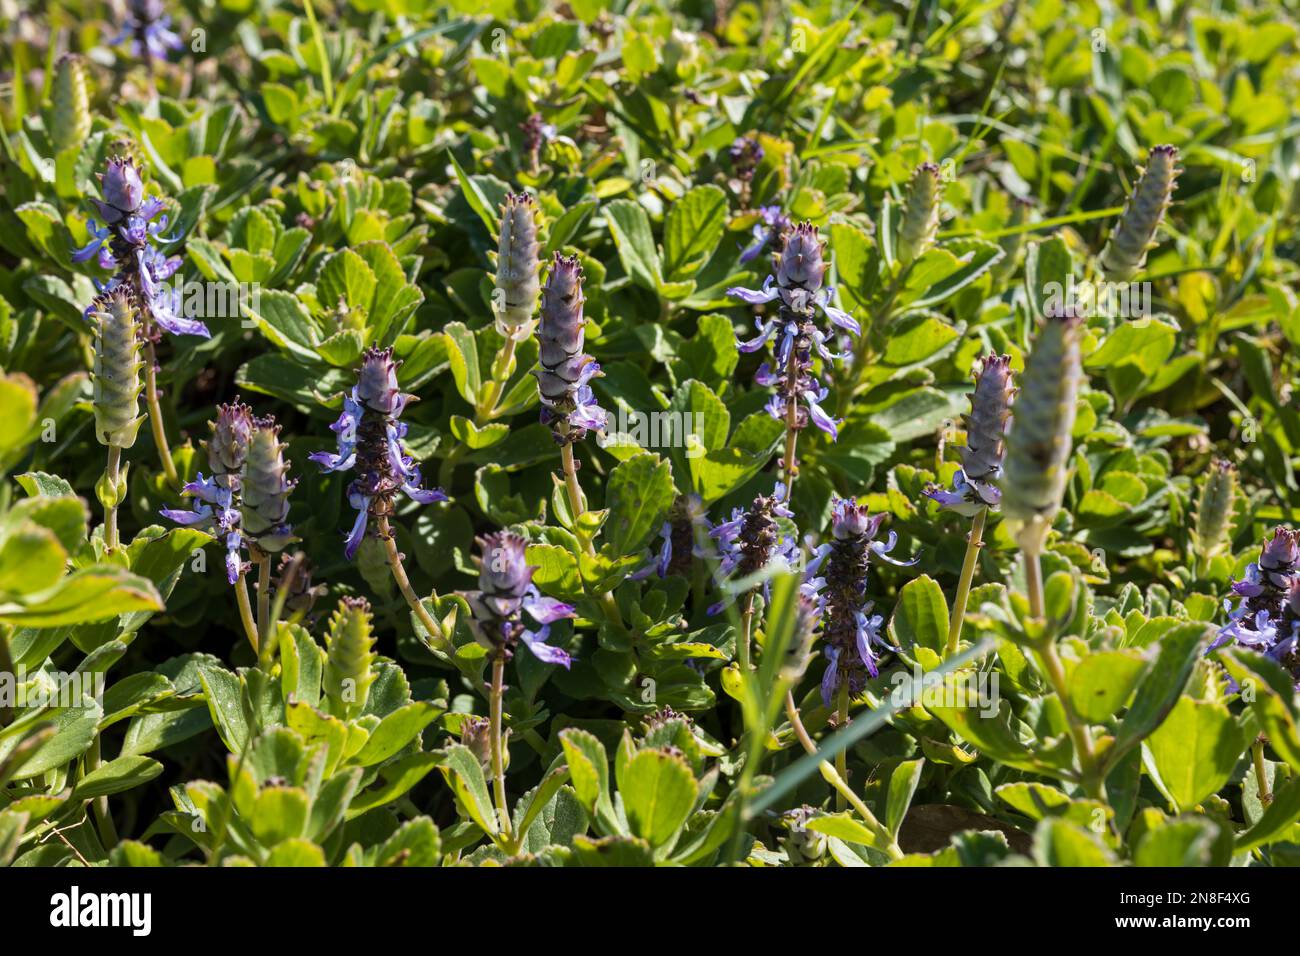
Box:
[925,354,1015,515]
[1191,459,1237,564]
[50,54,92,153]
[1000,309,1083,551]
[1098,145,1180,282]
[241,416,298,553]
[897,162,943,266]
[534,253,606,442]
[494,193,542,341]
[90,289,146,449]
[323,597,377,721]
[207,399,253,481]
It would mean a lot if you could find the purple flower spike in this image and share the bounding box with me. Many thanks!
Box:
[708,486,799,614]
[465,531,575,668]
[534,254,606,444]
[1211,526,1300,687]
[816,497,916,703]
[313,347,448,560]
[926,354,1014,515]
[726,222,856,452]
[76,156,207,340]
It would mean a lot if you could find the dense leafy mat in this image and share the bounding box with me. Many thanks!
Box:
[1,0,1299,868]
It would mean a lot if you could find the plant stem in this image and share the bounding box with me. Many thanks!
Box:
[738,592,755,673]
[945,506,987,657]
[104,445,122,551]
[835,683,850,811]
[254,548,273,664]
[1253,739,1273,806]
[560,441,627,634]
[233,575,260,654]
[1037,637,1101,799]
[86,736,119,849]
[378,515,451,653]
[490,655,515,849]
[142,336,179,488]
[781,348,800,498]
[1023,541,1044,618]
[785,692,902,859]
[0,623,14,726]
[477,337,518,421]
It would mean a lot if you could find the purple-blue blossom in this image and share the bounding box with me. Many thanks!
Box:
[114,0,183,62]
[465,531,576,668]
[1210,527,1300,684]
[73,157,207,339]
[311,347,448,560]
[739,206,791,264]
[727,222,858,440]
[534,254,606,442]
[707,484,799,615]
[815,497,916,704]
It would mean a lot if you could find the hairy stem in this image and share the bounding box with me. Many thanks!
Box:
[785,692,902,859]
[1023,542,1044,619]
[560,441,627,633]
[835,683,850,811]
[945,507,988,657]
[1253,739,1273,806]
[738,591,755,673]
[477,337,519,421]
[142,336,179,488]
[1037,638,1101,799]
[86,736,119,849]
[378,515,450,652]
[234,573,260,654]
[490,655,515,849]
[104,445,122,551]
[254,548,273,665]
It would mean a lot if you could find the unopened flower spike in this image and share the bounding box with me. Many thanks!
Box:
[241,416,299,554]
[897,162,943,266]
[50,54,92,153]
[813,497,917,705]
[465,531,576,668]
[311,347,448,560]
[89,289,146,450]
[1000,308,1083,553]
[1191,459,1237,566]
[1098,145,1180,282]
[494,193,542,342]
[726,222,858,442]
[323,597,377,721]
[534,253,607,443]
[925,354,1014,515]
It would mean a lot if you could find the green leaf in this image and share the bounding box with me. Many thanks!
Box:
[1111,622,1212,763]
[1032,818,1116,866]
[73,755,164,800]
[888,575,949,654]
[604,453,674,557]
[1134,817,1225,866]
[1143,697,1246,812]
[615,748,697,848]
[605,199,662,290]
[438,743,500,835]
[886,758,925,838]
[350,701,443,767]
[264,838,327,866]
[374,817,442,867]
[663,185,727,281]
[1067,650,1148,723]
[448,150,501,236]
[0,568,163,628]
